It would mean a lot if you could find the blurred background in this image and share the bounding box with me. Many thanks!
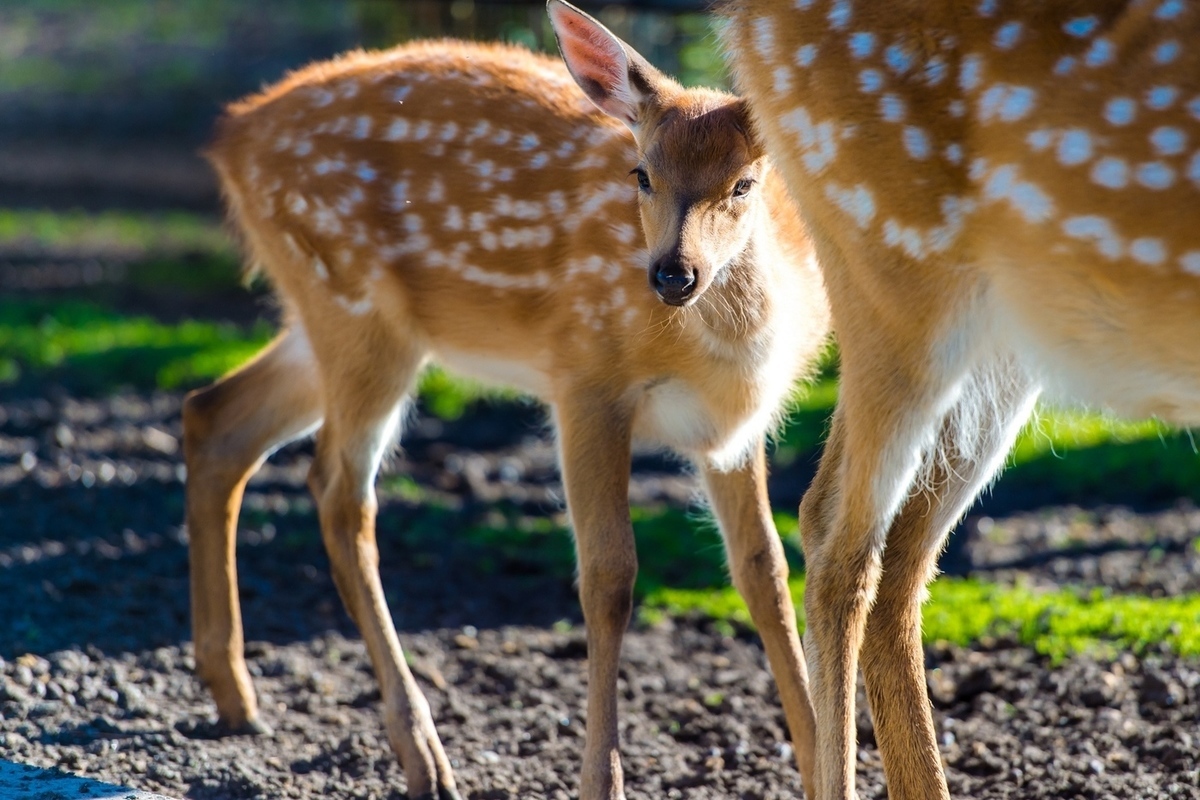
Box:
[0,0,723,214]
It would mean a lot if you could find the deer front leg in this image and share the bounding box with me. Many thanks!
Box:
[183,329,322,733]
[700,438,816,795]
[308,360,459,800]
[555,394,637,800]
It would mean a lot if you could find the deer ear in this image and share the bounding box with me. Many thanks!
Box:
[547,0,667,130]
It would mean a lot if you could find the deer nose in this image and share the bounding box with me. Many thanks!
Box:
[652,259,696,306]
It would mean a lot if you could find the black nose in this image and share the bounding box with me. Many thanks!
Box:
[652,260,696,305]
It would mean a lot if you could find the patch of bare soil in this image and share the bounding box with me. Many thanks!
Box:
[2,391,1199,799]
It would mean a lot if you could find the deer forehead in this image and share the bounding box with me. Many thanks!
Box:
[644,101,762,195]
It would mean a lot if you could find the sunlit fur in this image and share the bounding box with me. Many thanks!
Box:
[184,7,830,799]
[722,1,1200,798]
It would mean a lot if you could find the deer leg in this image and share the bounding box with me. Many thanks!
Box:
[555,394,637,800]
[861,360,1038,800]
[700,438,816,795]
[799,333,992,800]
[183,327,323,732]
[307,343,459,800]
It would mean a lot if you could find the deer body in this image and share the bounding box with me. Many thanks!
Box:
[721,1,1200,798]
[186,6,827,799]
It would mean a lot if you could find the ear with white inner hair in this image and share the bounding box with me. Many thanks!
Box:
[547,0,671,131]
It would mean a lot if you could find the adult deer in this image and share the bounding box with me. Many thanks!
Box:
[185,2,828,797]
[721,0,1200,798]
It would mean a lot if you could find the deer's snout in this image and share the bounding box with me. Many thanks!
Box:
[651,257,697,306]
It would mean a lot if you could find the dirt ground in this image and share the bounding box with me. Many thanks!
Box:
[2,389,1199,799]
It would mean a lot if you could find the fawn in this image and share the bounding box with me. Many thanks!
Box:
[184,2,829,797]
[721,0,1200,798]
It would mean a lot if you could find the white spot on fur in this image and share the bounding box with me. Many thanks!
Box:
[848,32,875,59]
[928,195,976,252]
[1155,40,1181,64]
[1091,156,1129,188]
[390,180,410,210]
[752,17,776,59]
[978,84,1036,121]
[1063,16,1098,37]
[1057,129,1093,166]
[859,69,884,93]
[1105,98,1137,126]
[993,21,1022,49]
[1063,215,1122,259]
[959,55,983,91]
[903,126,932,159]
[879,94,906,122]
[427,177,445,203]
[883,218,926,259]
[312,255,329,280]
[982,164,1055,222]
[824,182,877,228]
[1150,126,1187,156]
[1147,86,1179,109]
[1179,251,1200,275]
[334,294,373,315]
[774,66,794,93]
[1083,38,1115,67]
[287,192,308,215]
[1130,238,1167,265]
[1136,161,1175,189]
[386,119,410,140]
[780,107,840,173]
[1027,129,1054,151]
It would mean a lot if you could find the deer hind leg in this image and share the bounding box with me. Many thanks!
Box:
[302,323,458,800]
[860,358,1038,800]
[799,317,1011,800]
[554,392,637,800]
[183,326,323,732]
[700,438,816,795]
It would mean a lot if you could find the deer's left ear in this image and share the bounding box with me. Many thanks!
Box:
[547,0,671,131]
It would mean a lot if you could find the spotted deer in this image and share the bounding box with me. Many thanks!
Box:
[719,0,1200,798]
[184,2,828,797]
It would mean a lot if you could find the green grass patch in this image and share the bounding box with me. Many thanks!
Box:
[0,298,271,393]
[642,577,1200,661]
[0,209,231,258]
[0,297,529,417]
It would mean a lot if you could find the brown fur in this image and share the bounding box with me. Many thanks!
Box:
[185,14,829,800]
[722,1,1200,798]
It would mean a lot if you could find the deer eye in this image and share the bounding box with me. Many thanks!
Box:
[732,178,755,198]
[631,167,651,193]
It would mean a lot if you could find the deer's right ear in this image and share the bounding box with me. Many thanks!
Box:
[547,0,666,130]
